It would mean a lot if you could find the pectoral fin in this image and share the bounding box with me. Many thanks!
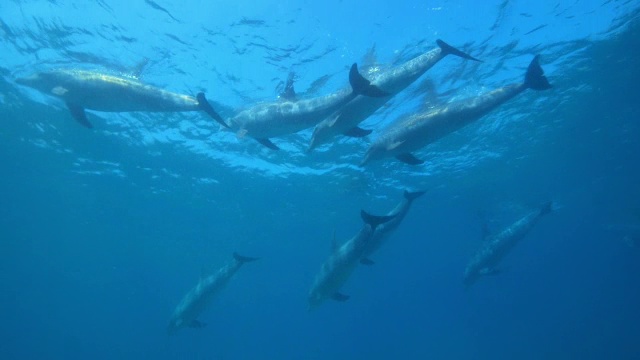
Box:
[66,102,93,128]
[332,292,350,302]
[396,153,424,165]
[196,92,230,129]
[344,126,372,138]
[327,114,340,127]
[256,138,280,150]
[360,258,375,266]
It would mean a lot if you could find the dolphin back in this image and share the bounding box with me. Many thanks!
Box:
[233,252,260,264]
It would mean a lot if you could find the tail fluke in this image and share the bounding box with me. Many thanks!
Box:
[403,190,426,202]
[197,93,230,128]
[349,63,389,97]
[436,39,481,62]
[524,55,552,90]
[360,210,396,230]
[233,252,260,264]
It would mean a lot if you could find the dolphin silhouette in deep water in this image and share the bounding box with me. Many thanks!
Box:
[308,210,396,309]
[16,69,227,129]
[226,63,388,150]
[463,202,553,288]
[308,39,480,151]
[167,252,258,335]
[361,55,552,166]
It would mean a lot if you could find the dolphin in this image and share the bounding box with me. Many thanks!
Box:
[359,190,426,265]
[463,202,553,287]
[167,252,258,334]
[227,63,387,150]
[361,55,552,166]
[308,210,396,309]
[15,69,227,129]
[308,39,480,151]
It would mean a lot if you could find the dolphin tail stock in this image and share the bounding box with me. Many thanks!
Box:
[403,189,427,202]
[436,39,481,62]
[524,55,552,91]
[539,201,554,216]
[360,209,396,230]
[196,93,230,129]
[233,252,260,264]
[348,63,389,98]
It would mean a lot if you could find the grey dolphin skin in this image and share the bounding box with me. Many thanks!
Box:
[308,210,396,310]
[360,190,426,265]
[361,55,552,166]
[167,252,258,335]
[15,69,227,129]
[308,39,480,151]
[227,63,388,150]
[463,202,553,287]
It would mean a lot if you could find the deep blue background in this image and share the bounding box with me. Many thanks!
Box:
[1,1,639,359]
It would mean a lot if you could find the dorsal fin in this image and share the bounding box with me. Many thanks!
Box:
[277,71,297,101]
[131,58,150,79]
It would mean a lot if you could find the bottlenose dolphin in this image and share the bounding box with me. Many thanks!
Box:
[308,210,396,309]
[361,55,552,166]
[167,252,258,334]
[16,69,227,129]
[227,63,387,150]
[360,190,426,265]
[308,40,480,151]
[463,202,553,287]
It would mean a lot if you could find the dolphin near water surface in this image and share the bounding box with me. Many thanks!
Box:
[308,39,480,151]
[361,55,552,166]
[16,69,227,129]
[227,63,387,150]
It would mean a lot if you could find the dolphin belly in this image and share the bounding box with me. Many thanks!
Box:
[59,77,199,112]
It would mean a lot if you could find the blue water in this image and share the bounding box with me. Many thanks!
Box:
[1,1,640,359]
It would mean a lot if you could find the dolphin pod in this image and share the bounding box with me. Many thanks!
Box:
[226,63,388,150]
[308,40,480,152]
[14,38,558,324]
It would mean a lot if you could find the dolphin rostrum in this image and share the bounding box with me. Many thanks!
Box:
[308,39,480,151]
[361,55,552,166]
[16,69,227,129]
[167,252,259,334]
[463,202,553,287]
[227,63,387,150]
[308,210,396,309]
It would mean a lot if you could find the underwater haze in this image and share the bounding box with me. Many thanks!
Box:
[1,1,640,359]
